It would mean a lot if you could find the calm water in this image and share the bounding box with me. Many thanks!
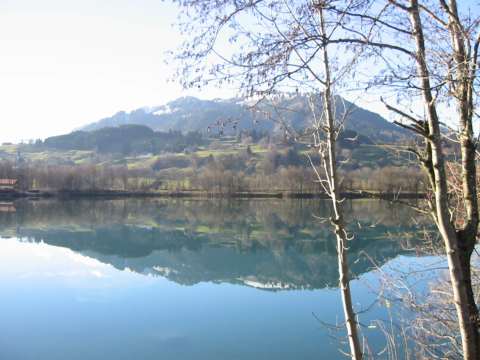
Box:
[0,199,437,359]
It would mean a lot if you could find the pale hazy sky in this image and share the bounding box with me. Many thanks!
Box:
[1,1,471,143]
[0,0,233,143]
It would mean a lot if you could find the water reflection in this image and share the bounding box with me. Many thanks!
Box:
[0,198,434,360]
[1,198,422,290]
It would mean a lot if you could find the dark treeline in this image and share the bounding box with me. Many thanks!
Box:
[32,125,206,155]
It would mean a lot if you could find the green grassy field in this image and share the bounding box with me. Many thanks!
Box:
[0,140,407,180]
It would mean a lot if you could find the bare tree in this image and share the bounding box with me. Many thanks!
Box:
[317,1,480,357]
[308,6,362,355]
[171,0,365,358]
[406,3,480,357]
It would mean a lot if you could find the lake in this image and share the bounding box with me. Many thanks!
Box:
[0,198,439,359]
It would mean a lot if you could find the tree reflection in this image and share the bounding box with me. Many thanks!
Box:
[0,198,426,290]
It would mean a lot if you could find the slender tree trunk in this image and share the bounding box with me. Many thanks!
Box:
[318,7,363,360]
[409,1,480,358]
[323,78,363,360]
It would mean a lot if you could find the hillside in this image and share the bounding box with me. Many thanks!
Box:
[42,125,205,155]
[0,93,422,194]
[81,94,409,144]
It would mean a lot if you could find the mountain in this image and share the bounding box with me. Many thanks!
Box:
[80,95,409,143]
[82,97,272,134]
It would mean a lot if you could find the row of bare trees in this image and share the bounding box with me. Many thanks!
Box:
[164,164,425,194]
[172,0,480,358]
[0,161,156,191]
[0,158,425,194]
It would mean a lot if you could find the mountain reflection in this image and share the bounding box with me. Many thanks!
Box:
[0,198,424,290]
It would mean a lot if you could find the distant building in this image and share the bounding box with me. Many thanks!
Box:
[0,202,16,212]
[0,179,18,191]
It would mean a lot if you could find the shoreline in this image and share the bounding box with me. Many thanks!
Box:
[0,189,425,200]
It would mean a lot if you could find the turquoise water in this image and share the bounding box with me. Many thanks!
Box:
[0,199,435,359]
